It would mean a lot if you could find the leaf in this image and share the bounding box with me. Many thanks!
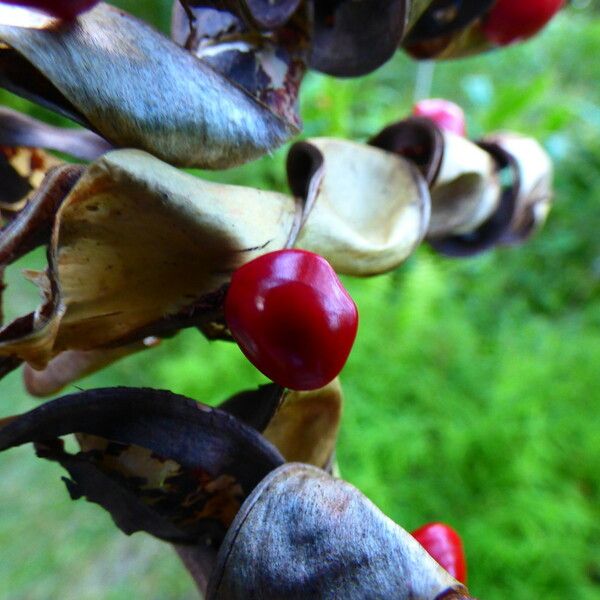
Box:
[206,463,473,599]
[0,3,297,169]
[288,138,431,275]
[0,387,284,544]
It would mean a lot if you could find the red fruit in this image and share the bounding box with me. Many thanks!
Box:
[482,0,564,46]
[225,249,358,391]
[1,0,99,20]
[411,522,467,584]
[412,99,467,137]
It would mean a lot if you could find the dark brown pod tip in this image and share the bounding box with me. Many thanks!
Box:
[369,116,444,185]
[310,0,408,77]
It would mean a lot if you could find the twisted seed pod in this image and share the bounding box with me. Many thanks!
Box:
[0,3,296,169]
[262,378,342,470]
[403,0,496,59]
[371,117,501,238]
[207,463,473,600]
[310,0,434,77]
[0,386,284,544]
[288,138,431,275]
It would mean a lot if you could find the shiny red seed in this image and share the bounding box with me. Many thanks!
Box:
[413,98,467,137]
[411,522,467,584]
[225,249,358,391]
[482,0,565,46]
[1,0,99,20]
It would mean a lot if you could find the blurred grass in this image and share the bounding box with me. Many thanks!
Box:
[1,4,600,600]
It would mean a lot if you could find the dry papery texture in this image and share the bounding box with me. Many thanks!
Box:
[0,382,346,595]
[0,113,552,394]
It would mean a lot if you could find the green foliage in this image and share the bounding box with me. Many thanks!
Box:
[0,8,599,600]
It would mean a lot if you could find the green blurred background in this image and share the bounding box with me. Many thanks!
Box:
[1,2,599,599]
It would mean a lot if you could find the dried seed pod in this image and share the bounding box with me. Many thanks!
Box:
[0,107,111,161]
[480,132,553,244]
[207,463,473,599]
[262,378,342,469]
[172,1,309,129]
[403,0,495,59]
[22,341,159,397]
[0,386,284,544]
[0,149,297,370]
[288,138,431,275]
[371,117,501,239]
[430,132,553,256]
[0,3,296,169]
[310,0,434,77]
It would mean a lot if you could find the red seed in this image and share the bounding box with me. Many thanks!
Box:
[412,522,467,584]
[225,249,358,391]
[482,0,565,46]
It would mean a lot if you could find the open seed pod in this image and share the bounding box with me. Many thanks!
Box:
[262,378,342,470]
[309,0,434,77]
[22,340,160,397]
[480,132,553,244]
[288,138,431,275]
[0,107,111,162]
[207,463,474,599]
[171,1,310,130]
[179,0,302,31]
[430,132,553,256]
[0,2,296,169]
[0,145,62,225]
[370,117,500,239]
[0,386,285,545]
[0,141,432,390]
[403,0,495,59]
[0,148,297,372]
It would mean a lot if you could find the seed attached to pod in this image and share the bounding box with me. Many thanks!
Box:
[482,0,565,46]
[225,249,358,391]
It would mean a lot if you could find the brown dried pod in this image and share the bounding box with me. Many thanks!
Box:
[404,0,495,59]
[172,1,310,130]
[430,133,553,256]
[0,149,296,371]
[370,117,501,239]
[206,463,474,599]
[262,378,342,469]
[480,132,553,245]
[0,386,284,545]
[0,107,111,161]
[287,137,431,275]
[179,0,302,32]
[0,3,296,169]
[310,0,434,77]
[22,340,159,397]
